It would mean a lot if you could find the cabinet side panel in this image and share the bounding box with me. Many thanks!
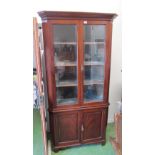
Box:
[104,22,113,102]
[102,108,108,140]
[42,23,56,109]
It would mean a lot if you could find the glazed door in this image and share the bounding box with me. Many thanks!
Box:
[81,109,107,143]
[51,21,81,106]
[81,21,108,105]
[51,20,110,107]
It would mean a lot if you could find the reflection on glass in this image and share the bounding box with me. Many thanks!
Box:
[84,25,105,42]
[55,66,77,84]
[84,44,104,63]
[84,85,103,102]
[53,25,77,42]
[84,25,105,102]
[56,87,77,104]
[84,66,104,81]
[54,44,77,63]
[53,25,78,105]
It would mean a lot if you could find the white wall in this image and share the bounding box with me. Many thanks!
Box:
[33,0,122,122]
[109,14,122,122]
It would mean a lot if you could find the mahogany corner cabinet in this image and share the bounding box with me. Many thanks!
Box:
[38,11,117,152]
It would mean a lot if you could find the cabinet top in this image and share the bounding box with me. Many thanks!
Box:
[38,11,117,21]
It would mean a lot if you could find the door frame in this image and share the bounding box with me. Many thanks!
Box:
[45,20,82,109]
[42,19,112,110]
[79,20,111,106]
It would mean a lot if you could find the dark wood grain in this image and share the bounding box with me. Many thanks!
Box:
[50,108,108,150]
[38,11,116,152]
[51,104,109,113]
[104,22,113,102]
[42,23,55,110]
[53,111,81,146]
[81,108,107,143]
[38,11,117,21]
[83,110,102,141]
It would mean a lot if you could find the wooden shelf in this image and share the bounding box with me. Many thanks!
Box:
[55,61,76,67]
[56,80,103,87]
[56,80,103,86]
[54,42,104,45]
[84,80,103,85]
[57,98,77,104]
[55,61,104,66]
[84,61,104,66]
[54,42,77,45]
[84,42,104,45]
[56,81,77,87]
[84,98,103,102]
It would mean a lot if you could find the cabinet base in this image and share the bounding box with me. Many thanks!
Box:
[102,141,106,145]
[53,148,60,153]
[52,139,106,152]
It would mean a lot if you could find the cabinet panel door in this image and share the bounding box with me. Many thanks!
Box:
[82,109,107,143]
[54,111,80,146]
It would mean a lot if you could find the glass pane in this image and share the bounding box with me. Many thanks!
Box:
[53,25,76,42]
[56,87,77,104]
[84,25,105,102]
[84,66,104,81]
[84,25,105,42]
[54,44,77,63]
[55,66,77,84]
[84,44,105,63]
[53,25,78,105]
[84,84,103,102]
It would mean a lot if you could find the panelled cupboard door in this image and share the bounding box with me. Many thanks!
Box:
[54,111,81,146]
[81,108,107,143]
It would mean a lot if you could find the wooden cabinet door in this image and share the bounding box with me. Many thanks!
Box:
[81,108,107,144]
[54,111,81,147]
